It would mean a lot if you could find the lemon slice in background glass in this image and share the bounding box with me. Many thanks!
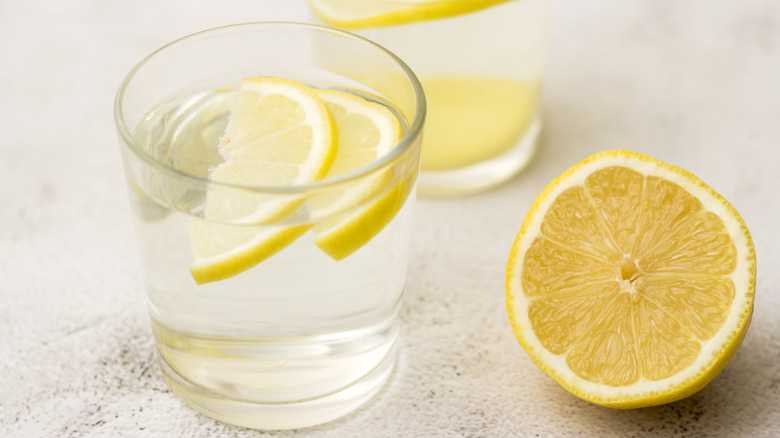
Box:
[309,89,405,261]
[309,0,513,28]
[506,150,756,408]
[190,77,337,284]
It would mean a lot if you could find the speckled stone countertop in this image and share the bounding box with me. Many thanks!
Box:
[2,1,779,437]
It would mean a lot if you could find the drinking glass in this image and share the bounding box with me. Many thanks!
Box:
[310,0,548,196]
[114,22,425,430]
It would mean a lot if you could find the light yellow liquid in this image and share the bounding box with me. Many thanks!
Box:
[419,75,541,171]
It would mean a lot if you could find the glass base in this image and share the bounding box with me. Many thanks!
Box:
[417,119,542,197]
[157,341,397,430]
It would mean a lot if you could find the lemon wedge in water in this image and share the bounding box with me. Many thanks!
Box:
[190,77,337,284]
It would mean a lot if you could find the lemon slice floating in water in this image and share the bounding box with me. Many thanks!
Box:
[310,89,406,261]
[506,150,755,408]
[190,77,337,284]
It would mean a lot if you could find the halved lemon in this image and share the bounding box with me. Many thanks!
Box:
[506,150,755,408]
[309,0,512,29]
[309,89,406,261]
[190,77,337,284]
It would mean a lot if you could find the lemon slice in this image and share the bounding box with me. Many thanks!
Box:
[190,222,311,285]
[190,77,337,284]
[309,0,512,29]
[309,89,404,261]
[206,77,337,224]
[506,150,755,408]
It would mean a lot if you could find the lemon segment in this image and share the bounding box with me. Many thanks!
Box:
[420,76,541,171]
[506,150,755,408]
[316,181,407,261]
[309,0,513,29]
[206,76,338,224]
[190,222,311,285]
[189,77,337,284]
[308,89,405,261]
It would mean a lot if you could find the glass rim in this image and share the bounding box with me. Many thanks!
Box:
[113,21,426,195]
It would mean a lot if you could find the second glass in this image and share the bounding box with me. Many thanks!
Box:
[311,0,549,196]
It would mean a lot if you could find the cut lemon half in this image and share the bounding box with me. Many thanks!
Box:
[506,150,755,408]
[309,0,512,29]
[190,77,337,284]
[309,89,405,261]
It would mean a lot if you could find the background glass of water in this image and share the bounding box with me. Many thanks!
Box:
[311,0,549,196]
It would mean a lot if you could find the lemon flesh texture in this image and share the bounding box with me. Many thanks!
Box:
[309,0,513,29]
[190,77,338,284]
[420,76,541,171]
[506,150,755,408]
[309,89,406,261]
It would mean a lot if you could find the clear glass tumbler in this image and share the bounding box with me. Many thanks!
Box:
[114,22,425,430]
[310,0,548,196]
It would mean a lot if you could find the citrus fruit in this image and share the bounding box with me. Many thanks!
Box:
[190,77,337,284]
[309,89,406,261]
[309,0,512,29]
[190,222,311,285]
[505,150,755,408]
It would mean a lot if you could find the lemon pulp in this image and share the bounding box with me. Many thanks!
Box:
[309,0,513,29]
[190,77,337,284]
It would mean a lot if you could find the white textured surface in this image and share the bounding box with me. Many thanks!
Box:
[2,1,779,436]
